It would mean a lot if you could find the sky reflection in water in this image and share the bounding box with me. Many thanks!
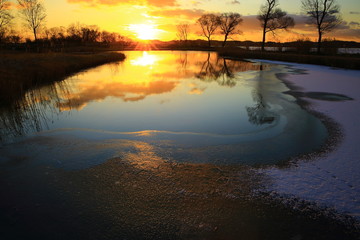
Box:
[0,51,327,169]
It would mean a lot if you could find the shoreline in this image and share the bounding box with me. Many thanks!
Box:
[0,48,358,106]
[255,59,360,219]
[117,47,360,70]
[276,68,343,167]
[216,48,360,70]
[0,51,126,104]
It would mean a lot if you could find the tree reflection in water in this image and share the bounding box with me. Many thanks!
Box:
[0,52,274,143]
[246,64,277,125]
[246,91,276,125]
[195,52,266,87]
[193,53,276,126]
[177,51,188,73]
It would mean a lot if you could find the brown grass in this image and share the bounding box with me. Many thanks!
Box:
[0,52,125,104]
[217,48,360,70]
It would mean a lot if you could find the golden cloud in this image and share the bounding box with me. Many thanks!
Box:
[188,87,206,95]
[67,0,178,7]
[57,80,178,111]
[150,8,205,19]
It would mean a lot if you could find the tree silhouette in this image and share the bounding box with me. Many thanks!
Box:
[219,13,243,47]
[257,0,294,51]
[81,25,100,43]
[176,23,189,43]
[0,0,13,40]
[302,0,342,54]
[100,31,122,43]
[17,0,46,41]
[197,14,221,47]
[67,23,83,43]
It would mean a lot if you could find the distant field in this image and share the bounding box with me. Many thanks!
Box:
[217,48,360,70]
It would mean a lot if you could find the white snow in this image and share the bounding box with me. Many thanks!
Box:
[254,60,360,218]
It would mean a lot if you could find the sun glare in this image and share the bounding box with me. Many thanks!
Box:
[130,52,158,66]
[129,24,159,40]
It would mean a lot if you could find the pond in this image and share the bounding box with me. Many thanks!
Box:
[0,51,327,169]
[2,51,359,240]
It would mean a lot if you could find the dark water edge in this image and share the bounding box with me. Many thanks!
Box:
[1,158,359,240]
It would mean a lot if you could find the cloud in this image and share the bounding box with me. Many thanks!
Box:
[150,8,205,19]
[241,14,307,30]
[349,21,360,27]
[5,2,23,10]
[336,21,351,30]
[229,0,240,4]
[238,14,360,41]
[191,1,202,6]
[333,28,360,40]
[67,0,178,7]
[188,87,206,95]
[147,0,178,7]
[288,16,360,41]
[2,1,12,9]
[58,80,178,111]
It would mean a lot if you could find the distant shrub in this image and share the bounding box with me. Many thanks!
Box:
[294,37,313,54]
[322,38,339,55]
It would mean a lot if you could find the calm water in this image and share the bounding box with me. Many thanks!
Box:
[0,51,327,169]
[1,51,358,240]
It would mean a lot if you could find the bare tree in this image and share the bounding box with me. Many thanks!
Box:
[101,31,118,43]
[176,23,189,43]
[17,0,46,41]
[67,23,83,42]
[81,25,100,43]
[197,14,221,47]
[45,26,66,41]
[301,0,341,53]
[219,13,243,47]
[257,0,295,51]
[0,0,13,36]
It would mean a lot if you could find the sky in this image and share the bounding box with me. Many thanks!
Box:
[9,0,360,42]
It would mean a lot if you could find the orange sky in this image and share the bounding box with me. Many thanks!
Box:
[9,0,360,42]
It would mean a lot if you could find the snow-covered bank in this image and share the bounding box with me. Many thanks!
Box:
[254,59,360,218]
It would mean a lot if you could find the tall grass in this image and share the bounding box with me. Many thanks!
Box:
[0,52,125,104]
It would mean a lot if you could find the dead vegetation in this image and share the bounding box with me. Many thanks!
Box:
[0,51,125,104]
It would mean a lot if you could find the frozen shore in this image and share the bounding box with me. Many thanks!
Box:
[254,60,360,219]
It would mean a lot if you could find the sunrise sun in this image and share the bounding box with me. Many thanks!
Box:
[128,24,159,40]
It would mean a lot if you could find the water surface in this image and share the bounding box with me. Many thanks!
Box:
[0,51,327,169]
[2,51,358,240]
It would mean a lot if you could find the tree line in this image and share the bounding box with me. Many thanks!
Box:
[179,0,342,53]
[0,0,343,53]
[0,0,130,48]
[43,24,128,45]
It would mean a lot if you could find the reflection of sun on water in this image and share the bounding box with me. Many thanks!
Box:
[130,52,158,66]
